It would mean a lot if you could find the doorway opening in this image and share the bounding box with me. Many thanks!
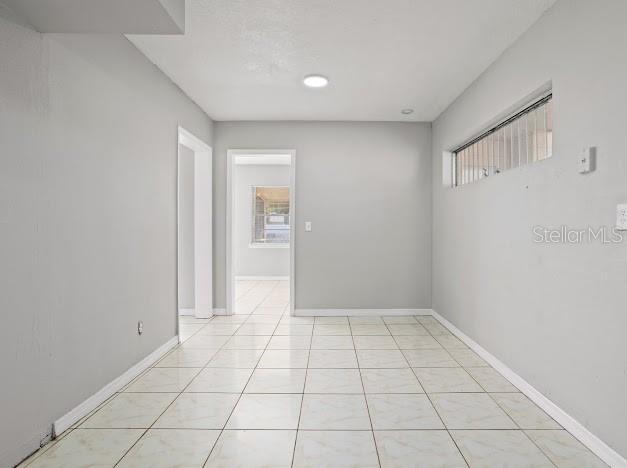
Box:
[177,127,213,340]
[226,150,295,316]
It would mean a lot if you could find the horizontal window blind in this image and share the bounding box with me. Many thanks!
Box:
[453,94,553,187]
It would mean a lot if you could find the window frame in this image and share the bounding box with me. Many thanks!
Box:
[249,185,291,248]
[452,93,553,187]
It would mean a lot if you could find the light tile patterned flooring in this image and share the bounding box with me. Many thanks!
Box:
[22,280,607,467]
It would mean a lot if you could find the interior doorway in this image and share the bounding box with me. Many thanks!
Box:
[226,150,295,316]
[177,127,213,338]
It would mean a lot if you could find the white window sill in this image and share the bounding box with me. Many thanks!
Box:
[249,243,290,249]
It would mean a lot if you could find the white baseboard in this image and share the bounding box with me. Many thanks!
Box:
[294,308,432,317]
[430,309,626,468]
[179,308,213,319]
[52,336,179,438]
[235,275,289,281]
[213,308,227,315]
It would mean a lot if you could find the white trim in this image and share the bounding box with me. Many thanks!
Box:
[226,149,296,316]
[235,154,291,165]
[212,308,227,315]
[177,126,213,320]
[248,243,290,249]
[235,276,290,281]
[52,336,179,438]
[430,309,627,468]
[295,308,432,317]
[178,308,195,316]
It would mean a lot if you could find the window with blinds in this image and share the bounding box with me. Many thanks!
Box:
[452,94,553,187]
[251,186,290,245]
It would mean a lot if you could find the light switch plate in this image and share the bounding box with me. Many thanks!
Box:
[578,147,596,174]
[617,204,627,231]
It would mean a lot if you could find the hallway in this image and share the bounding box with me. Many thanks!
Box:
[21,283,605,467]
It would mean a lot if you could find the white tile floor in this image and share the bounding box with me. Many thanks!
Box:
[21,280,608,467]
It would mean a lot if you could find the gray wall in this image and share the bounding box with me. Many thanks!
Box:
[234,164,290,277]
[214,121,432,310]
[431,0,627,458]
[0,19,212,467]
[177,144,195,309]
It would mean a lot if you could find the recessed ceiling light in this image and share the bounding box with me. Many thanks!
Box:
[401,108,414,115]
[303,74,329,88]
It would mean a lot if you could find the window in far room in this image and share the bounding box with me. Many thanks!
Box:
[251,186,290,245]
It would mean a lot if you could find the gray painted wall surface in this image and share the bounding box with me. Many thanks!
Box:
[234,164,290,277]
[0,20,212,466]
[178,144,195,309]
[431,0,627,457]
[214,121,432,309]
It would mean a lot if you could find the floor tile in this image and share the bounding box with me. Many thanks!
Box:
[348,316,384,324]
[267,335,312,349]
[125,368,199,393]
[366,393,443,429]
[280,316,315,324]
[226,394,302,429]
[353,335,398,350]
[308,349,358,368]
[155,348,217,367]
[434,334,468,350]
[117,429,220,468]
[447,348,489,367]
[207,349,263,368]
[235,323,277,335]
[357,349,408,368]
[403,349,459,367]
[205,430,296,468]
[394,335,442,350]
[245,368,306,393]
[383,316,419,324]
[313,324,351,335]
[253,306,286,315]
[430,393,517,429]
[465,367,518,392]
[314,316,349,324]
[387,324,430,336]
[222,334,271,350]
[197,323,242,335]
[244,315,281,325]
[413,367,484,393]
[185,367,253,393]
[154,393,239,429]
[451,430,554,467]
[350,324,390,335]
[422,322,451,336]
[81,393,177,428]
[310,335,355,350]
[491,393,561,429]
[361,368,424,393]
[305,368,363,393]
[293,430,379,468]
[525,430,608,467]
[180,334,231,349]
[415,316,440,325]
[299,394,371,430]
[375,430,467,468]
[274,324,314,335]
[257,349,309,368]
[27,429,143,468]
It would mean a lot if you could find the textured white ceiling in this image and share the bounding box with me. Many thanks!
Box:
[128,0,555,121]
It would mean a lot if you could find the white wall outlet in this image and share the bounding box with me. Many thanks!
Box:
[305,221,312,232]
[578,146,596,174]
[617,204,627,231]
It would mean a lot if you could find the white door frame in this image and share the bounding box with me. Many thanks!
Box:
[226,149,296,316]
[177,126,213,319]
